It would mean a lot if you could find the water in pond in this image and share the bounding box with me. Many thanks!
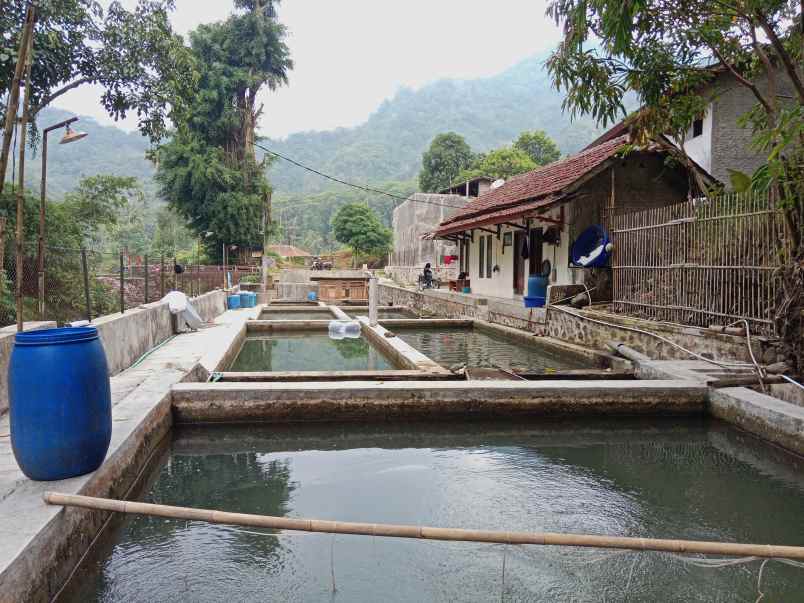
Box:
[229,333,393,372]
[394,326,590,372]
[58,418,804,602]
[259,311,335,320]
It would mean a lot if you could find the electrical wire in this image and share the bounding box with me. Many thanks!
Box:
[254,142,465,210]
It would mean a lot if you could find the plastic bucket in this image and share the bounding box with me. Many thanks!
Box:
[9,326,112,481]
[228,294,241,310]
[307,292,317,302]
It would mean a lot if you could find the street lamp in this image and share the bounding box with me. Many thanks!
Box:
[38,117,88,317]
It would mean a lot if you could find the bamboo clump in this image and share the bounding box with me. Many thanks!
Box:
[44,492,804,560]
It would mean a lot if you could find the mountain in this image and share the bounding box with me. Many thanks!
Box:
[264,53,608,194]
[22,107,155,198]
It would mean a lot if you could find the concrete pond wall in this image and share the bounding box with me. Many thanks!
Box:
[0,290,227,415]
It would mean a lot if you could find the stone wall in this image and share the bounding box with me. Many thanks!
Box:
[378,283,548,334]
[546,305,777,363]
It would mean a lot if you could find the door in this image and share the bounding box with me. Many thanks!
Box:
[528,228,543,277]
[513,231,526,294]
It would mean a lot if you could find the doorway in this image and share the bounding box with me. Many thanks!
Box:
[513,231,526,294]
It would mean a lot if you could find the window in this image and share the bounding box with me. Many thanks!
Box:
[478,236,485,278]
[485,235,493,278]
[692,118,703,138]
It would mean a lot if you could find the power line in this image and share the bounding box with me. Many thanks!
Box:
[253,142,465,210]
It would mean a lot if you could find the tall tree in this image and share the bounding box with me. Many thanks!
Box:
[156,0,292,259]
[331,203,392,258]
[0,1,195,143]
[459,147,538,181]
[418,132,474,192]
[514,130,562,165]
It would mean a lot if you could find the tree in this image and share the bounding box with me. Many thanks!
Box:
[459,147,538,182]
[514,130,561,165]
[418,132,474,192]
[155,0,292,260]
[331,203,392,258]
[0,1,196,142]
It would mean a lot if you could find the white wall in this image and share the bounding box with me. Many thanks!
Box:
[464,206,574,299]
[680,104,713,174]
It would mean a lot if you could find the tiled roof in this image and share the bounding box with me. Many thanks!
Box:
[436,135,630,235]
[267,244,312,258]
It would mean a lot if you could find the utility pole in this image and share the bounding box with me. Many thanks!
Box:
[261,190,272,302]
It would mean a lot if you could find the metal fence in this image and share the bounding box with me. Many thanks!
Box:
[0,244,261,329]
[608,191,784,336]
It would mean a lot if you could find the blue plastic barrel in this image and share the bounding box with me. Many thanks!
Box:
[523,275,548,308]
[228,294,241,309]
[9,326,112,481]
[307,291,317,302]
[239,291,250,308]
[249,292,258,307]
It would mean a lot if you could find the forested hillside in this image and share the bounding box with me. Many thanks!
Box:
[22,52,618,254]
[23,107,155,198]
[264,53,607,194]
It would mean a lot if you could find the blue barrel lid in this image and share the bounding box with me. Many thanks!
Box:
[14,326,99,346]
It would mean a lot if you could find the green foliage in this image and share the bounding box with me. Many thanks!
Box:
[459,147,538,181]
[272,179,414,254]
[1,0,196,143]
[331,203,392,257]
[418,132,474,192]
[514,130,561,165]
[156,1,292,260]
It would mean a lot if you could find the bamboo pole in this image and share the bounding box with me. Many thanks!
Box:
[43,492,804,560]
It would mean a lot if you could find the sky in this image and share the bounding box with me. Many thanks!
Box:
[54,0,563,139]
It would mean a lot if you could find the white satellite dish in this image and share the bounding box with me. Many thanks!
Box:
[491,178,505,190]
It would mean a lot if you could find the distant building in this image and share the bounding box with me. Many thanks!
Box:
[587,66,797,186]
[432,134,716,300]
[387,177,495,285]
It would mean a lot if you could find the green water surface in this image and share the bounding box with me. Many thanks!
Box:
[58,418,804,602]
[229,333,394,372]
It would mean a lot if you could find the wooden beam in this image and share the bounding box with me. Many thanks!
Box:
[502,222,527,230]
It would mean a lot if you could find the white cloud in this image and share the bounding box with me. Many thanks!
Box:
[51,0,561,138]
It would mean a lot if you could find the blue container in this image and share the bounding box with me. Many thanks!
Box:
[9,326,112,481]
[228,294,241,310]
[307,291,317,302]
[239,291,250,308]
[523,275,548,308]
[250,292,258,307]
[570,224,611,268]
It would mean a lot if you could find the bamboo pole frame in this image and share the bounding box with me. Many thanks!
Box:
[44,492,804,560]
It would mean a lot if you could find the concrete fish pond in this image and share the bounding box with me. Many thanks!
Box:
[4,298,804,602]
[55,419,804,602]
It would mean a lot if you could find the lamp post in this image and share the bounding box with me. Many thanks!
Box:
[38,118,88,317]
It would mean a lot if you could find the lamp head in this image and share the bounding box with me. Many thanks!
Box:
[59,125,88,145]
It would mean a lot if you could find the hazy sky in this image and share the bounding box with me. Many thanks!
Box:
[54,0,562,139]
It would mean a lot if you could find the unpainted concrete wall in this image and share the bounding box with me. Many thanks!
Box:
[0,290,227,416]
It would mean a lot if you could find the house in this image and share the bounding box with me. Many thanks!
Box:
[432,134,716,300]
[388,177,497,285]
[587,66,798,186]
[266,244,313,266]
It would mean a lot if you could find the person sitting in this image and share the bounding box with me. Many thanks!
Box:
[422,262,433,288]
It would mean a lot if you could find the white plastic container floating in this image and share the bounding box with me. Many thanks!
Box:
[328,320,361,340]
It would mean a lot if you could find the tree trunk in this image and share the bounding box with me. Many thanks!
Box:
[0,5,35,195]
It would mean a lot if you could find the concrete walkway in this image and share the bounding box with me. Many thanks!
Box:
[0,306,256,603]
